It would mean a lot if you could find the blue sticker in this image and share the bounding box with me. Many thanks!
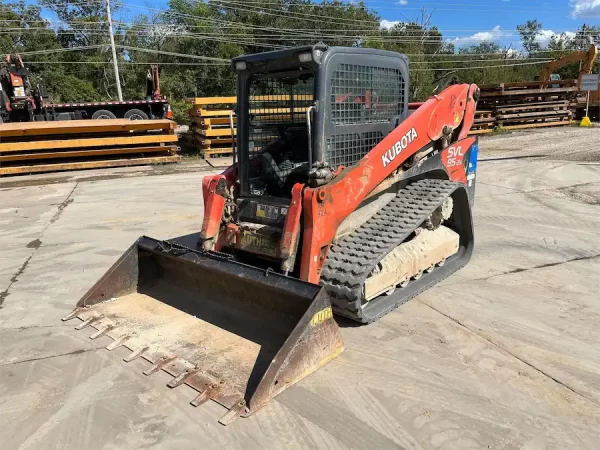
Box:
[467,143,478,174]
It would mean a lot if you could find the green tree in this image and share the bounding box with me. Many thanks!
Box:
[458,42,502,54]
[370,10,445,100]
[38,0,130,100]
[517,19,543,56]
[568,24,600,50]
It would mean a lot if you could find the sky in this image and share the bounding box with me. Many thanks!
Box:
[374,0,600,48]
[36,0,600,50]
[126,0,600,49]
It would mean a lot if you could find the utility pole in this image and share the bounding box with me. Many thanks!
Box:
[106,0,123,101]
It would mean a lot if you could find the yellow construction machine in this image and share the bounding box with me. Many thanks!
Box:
[539,44,598,85]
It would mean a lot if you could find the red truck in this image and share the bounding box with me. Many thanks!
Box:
[0,54,171,123]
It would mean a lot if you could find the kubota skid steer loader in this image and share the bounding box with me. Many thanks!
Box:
[64,44,479,425]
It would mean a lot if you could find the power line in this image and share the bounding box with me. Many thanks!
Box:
[412,60,553,71]
[22,60,229,65]
[108,1,600,45]
[120,45,231,61]
[19,58,553,71]
[410,57,552,64]
[4,14,596,37]
[210,1,380,26]
[215,0,574,13]
[218,0,592,15]
[16,45,107,55]
[119,21,598,40]
[118,22,593,46]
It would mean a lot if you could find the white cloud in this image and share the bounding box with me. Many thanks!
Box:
[535,29,556,46]
[570,0,600,17]
[397,0,408,4]
[535,29,577,46]
[565,31,577,39]
[454,25,509,44]
[380,20,403,30]
[452,26,578,49]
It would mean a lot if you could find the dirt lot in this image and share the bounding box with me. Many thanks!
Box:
[1,127,599,449]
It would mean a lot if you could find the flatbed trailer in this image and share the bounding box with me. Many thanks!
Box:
[0,56,171,123]
[44,98,171,121]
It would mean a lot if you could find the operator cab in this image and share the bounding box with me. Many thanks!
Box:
[232,45,409,202]
[245,69,314,198]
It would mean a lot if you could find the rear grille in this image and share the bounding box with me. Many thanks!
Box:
[330,64,404,126]
[327,63,405,168]
[326,131,384,168]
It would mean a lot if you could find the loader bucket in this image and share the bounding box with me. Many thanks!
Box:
[63,236,344,425]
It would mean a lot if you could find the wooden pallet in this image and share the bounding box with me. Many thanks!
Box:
[0,119,175,138]
[203,147,235,158]
[494,101,572,112]
[468,128,495,135]
[503,120,571,130]
[0,134,178,152]
[479,80,577,90]
[192,134,235,158]
[470,119,572,135]
[480,87,578,99]
[496,110,571,121]
[197,129,237,138]
[186,95,312,105]
[198,137,236,147]
[189,108,234,117]
[475,79,581,132]
[186,95,319,158]
[186,98,236,158]
[0,155,181,176]
[0,145,177,162]
[199,117,237,127]
[0,119,180,176]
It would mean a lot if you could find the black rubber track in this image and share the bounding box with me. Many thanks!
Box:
[321,178,473,324]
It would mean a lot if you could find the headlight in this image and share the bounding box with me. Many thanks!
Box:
[298,52,312,63]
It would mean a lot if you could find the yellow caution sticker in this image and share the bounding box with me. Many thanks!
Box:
[311,307,333,326]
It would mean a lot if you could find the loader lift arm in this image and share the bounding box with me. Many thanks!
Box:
[297,83,480,283]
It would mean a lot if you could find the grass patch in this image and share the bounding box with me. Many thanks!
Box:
[492,125,508,135]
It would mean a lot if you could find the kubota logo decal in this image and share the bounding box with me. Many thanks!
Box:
[382,128,418,168]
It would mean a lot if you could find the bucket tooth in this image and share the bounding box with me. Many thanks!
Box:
[167,368,198,388]
[123,345,149,363]
[62,307,84,321]
[143,355,177,376]
[191,383,220,407]
[90,324,114,340]
[75,315,101,330]
[218,399,246,426]
[106,334,130,351]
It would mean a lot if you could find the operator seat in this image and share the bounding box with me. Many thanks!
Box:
[259,126,310,197]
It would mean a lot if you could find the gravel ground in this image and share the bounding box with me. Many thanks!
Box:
[481,126,600,162]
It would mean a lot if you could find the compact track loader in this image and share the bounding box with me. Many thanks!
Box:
[64,45,479,425]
